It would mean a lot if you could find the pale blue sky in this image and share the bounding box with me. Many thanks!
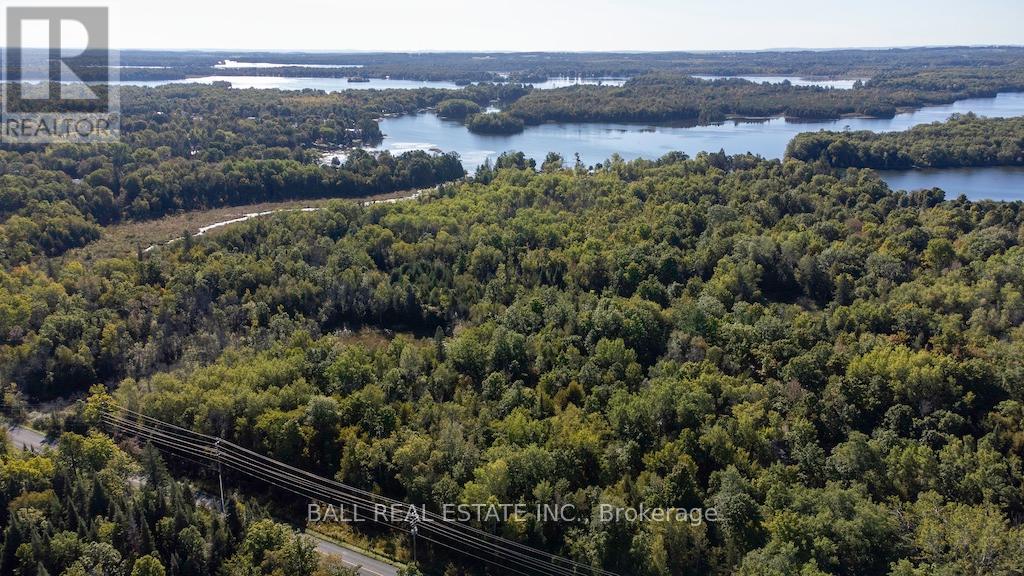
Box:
[33,0,1024,51]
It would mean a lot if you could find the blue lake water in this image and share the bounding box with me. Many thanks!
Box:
[693,75,864,89]
[111,74,847,92]
[114,76,463,90]
[526,77,629,89]
[367,92,1024,168]
[114,75,627,91]
[106,75,1024,201]
[355,92,1024,200]
[879,167,1024,202]
[213,60,364,69]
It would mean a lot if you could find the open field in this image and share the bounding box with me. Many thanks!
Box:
[66,188,424,262]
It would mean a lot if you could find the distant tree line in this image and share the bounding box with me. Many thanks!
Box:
[504,69,1024,125]
[97,47,1024,84]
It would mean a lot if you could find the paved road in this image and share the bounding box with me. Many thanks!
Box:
[3,424,397,576]
[5,424,48,452]
[310,535,400,576]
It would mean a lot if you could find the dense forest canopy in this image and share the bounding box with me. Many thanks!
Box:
[435,99,483,119]
[3,149,1023,574]
[3,47,1024,576]
[0,430,357,576]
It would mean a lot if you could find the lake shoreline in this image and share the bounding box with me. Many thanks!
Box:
[358,92,1024,174]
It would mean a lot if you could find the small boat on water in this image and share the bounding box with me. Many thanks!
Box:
[347,76,370,83]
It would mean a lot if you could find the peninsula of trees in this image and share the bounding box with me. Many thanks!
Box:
[786,113,1024,168]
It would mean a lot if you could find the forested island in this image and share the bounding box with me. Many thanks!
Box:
[787,113,1024,168]
[504,68,1024,125]
[465,112,525,134]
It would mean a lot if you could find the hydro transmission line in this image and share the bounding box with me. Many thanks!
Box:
[97,402,620,576]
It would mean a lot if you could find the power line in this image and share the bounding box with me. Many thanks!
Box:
[98,402,616,576]
[104,413,588,576]
[41,402,603,576]
[102,415,581,576]
[105,404,615,576]
[102,412,411,533]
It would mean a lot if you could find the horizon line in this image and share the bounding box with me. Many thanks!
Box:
[4,44,1024,54]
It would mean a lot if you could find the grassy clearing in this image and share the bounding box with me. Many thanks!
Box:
[66,189,422,262]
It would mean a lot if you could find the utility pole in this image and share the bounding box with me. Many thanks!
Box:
[409,507,420,566]
[411,524,418,564]
[215,439,226,515]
